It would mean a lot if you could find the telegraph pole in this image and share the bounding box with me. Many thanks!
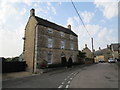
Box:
[91,38,94,63]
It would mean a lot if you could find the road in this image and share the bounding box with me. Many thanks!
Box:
[2,63,118,88]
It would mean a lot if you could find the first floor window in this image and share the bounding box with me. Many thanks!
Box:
[61,40,65,49]
[70,43,74,50]
[47,52,52,64]
[48,38,53,48]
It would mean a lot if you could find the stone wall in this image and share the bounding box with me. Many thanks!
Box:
[23,16,38,72]
[36,25,78,68]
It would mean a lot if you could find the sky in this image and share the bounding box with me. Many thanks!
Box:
[0,0,119,57]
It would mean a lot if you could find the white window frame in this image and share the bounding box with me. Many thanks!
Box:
[61,40,65,49]
[48,38,53,48]
[48,28,53,33]
[60,32,65,37]
[47,52,52,64]
[70,42,74,50]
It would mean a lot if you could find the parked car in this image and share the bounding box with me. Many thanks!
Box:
[108,58,116,63]
[99,60,105,63]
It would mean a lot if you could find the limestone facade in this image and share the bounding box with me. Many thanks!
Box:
[23,9,78,73]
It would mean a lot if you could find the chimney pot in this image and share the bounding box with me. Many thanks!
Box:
[99,47,101,50]
[67,24,71,30]
[107,45,109,48]
[30,8,35,16]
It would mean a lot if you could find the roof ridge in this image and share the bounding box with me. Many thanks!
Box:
[35,16,77,36]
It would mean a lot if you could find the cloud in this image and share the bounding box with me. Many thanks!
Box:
[81,11,94,23]
[98,27,107,38]
[67,17,74,26]
[0,1,57,57]
[94,0,118,19]
[66,16,118,51]
[0,24,24,57]
[67,16,100,50]
[0,1,26,57]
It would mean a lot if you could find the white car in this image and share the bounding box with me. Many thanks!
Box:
[108,58,116,63]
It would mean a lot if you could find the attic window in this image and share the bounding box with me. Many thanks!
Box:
[48,28,53,33]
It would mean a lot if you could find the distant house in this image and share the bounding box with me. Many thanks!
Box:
[23,9,78,73]
[94,45,112,62]
[82,44,94,64]
[110,43,120,59]
[82,44,93,59]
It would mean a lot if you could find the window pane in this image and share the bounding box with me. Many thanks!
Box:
[48,28,53,33]
[48,53,52,64]
[61,41,65,49]
[70,43,74,50]
[48,38,52,48]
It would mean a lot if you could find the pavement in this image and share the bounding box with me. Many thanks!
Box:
[2,71,32,81]
[2,63,118,88]
[2,64,86,81]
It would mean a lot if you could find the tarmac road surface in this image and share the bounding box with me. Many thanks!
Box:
[2,63,118,88]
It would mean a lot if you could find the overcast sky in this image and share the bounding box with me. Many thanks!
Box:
[0,0,118,57]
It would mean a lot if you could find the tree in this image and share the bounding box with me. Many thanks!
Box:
[77,51,86,64]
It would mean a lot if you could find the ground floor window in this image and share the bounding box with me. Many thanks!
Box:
[47,52,52,64]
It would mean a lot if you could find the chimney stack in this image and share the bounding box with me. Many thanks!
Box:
[67,24,71,30]
[107,45,109,48]
[30,8,35,16]
[85,44,87,48]
[99,47,101,50]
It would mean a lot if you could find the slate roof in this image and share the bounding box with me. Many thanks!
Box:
[82,47,91,52]
[35,16,77,37]
[94,48,108,56]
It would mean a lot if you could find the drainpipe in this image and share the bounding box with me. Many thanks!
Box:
[33,23,38,73]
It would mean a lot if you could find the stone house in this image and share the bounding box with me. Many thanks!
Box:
[94,45,112,62]
[110,43,119,59]
[23,9,78,73]
[82,44,93,59]
[82,44,94,64]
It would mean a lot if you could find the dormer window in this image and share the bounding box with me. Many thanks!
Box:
[48,28,53,33]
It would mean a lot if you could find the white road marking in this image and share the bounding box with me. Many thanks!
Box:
[61,82,64,84]
[74,73,76,76]
[58,85,63,88]
[67,76,70,78]
[67,81,71,84]
[70,78,73,80]
[65,85,69,88]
